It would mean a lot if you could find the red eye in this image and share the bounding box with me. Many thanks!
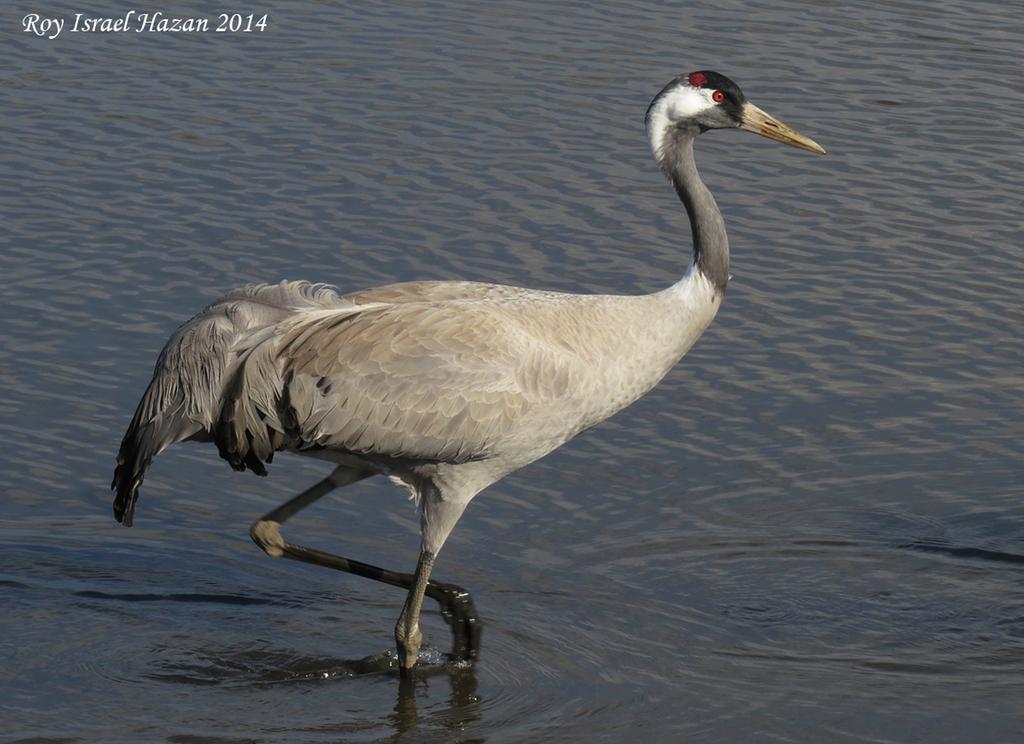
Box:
[712,90,726,103]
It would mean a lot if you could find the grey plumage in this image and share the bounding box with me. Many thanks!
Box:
[113,281,352,524]
[113,277,707,542]
[111,72,824,670]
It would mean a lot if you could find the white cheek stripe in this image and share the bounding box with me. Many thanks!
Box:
[646,85,717,159]
[667,86,717,118]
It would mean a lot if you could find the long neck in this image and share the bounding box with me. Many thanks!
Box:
[658,131,730,293]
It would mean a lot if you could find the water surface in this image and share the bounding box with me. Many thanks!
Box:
[2,1,1022,741]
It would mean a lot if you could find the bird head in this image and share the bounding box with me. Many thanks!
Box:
[645,71,826,161]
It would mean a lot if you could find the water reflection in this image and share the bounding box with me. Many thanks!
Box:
[390,665,481,742]
[139,630,484,740]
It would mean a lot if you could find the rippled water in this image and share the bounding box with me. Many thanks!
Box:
[2,0,1022,741]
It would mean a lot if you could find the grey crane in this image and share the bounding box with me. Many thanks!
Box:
[112,71,825,673]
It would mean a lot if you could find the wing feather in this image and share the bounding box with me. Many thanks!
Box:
[273,301,572,463]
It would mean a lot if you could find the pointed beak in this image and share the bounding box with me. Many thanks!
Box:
[739,102,826,155]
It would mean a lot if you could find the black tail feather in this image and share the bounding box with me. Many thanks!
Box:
[111,420,163,527]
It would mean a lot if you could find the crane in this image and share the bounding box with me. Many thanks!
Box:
[112,71,825,674]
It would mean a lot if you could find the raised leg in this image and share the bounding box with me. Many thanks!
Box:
[250,465,372,556]
[425,577,482,663]
[249,466,482,664]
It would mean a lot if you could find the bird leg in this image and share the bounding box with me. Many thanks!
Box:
[249,468,482,664]
[395,549,434,673]
[249,465,372,556]
[425,578,482,663]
